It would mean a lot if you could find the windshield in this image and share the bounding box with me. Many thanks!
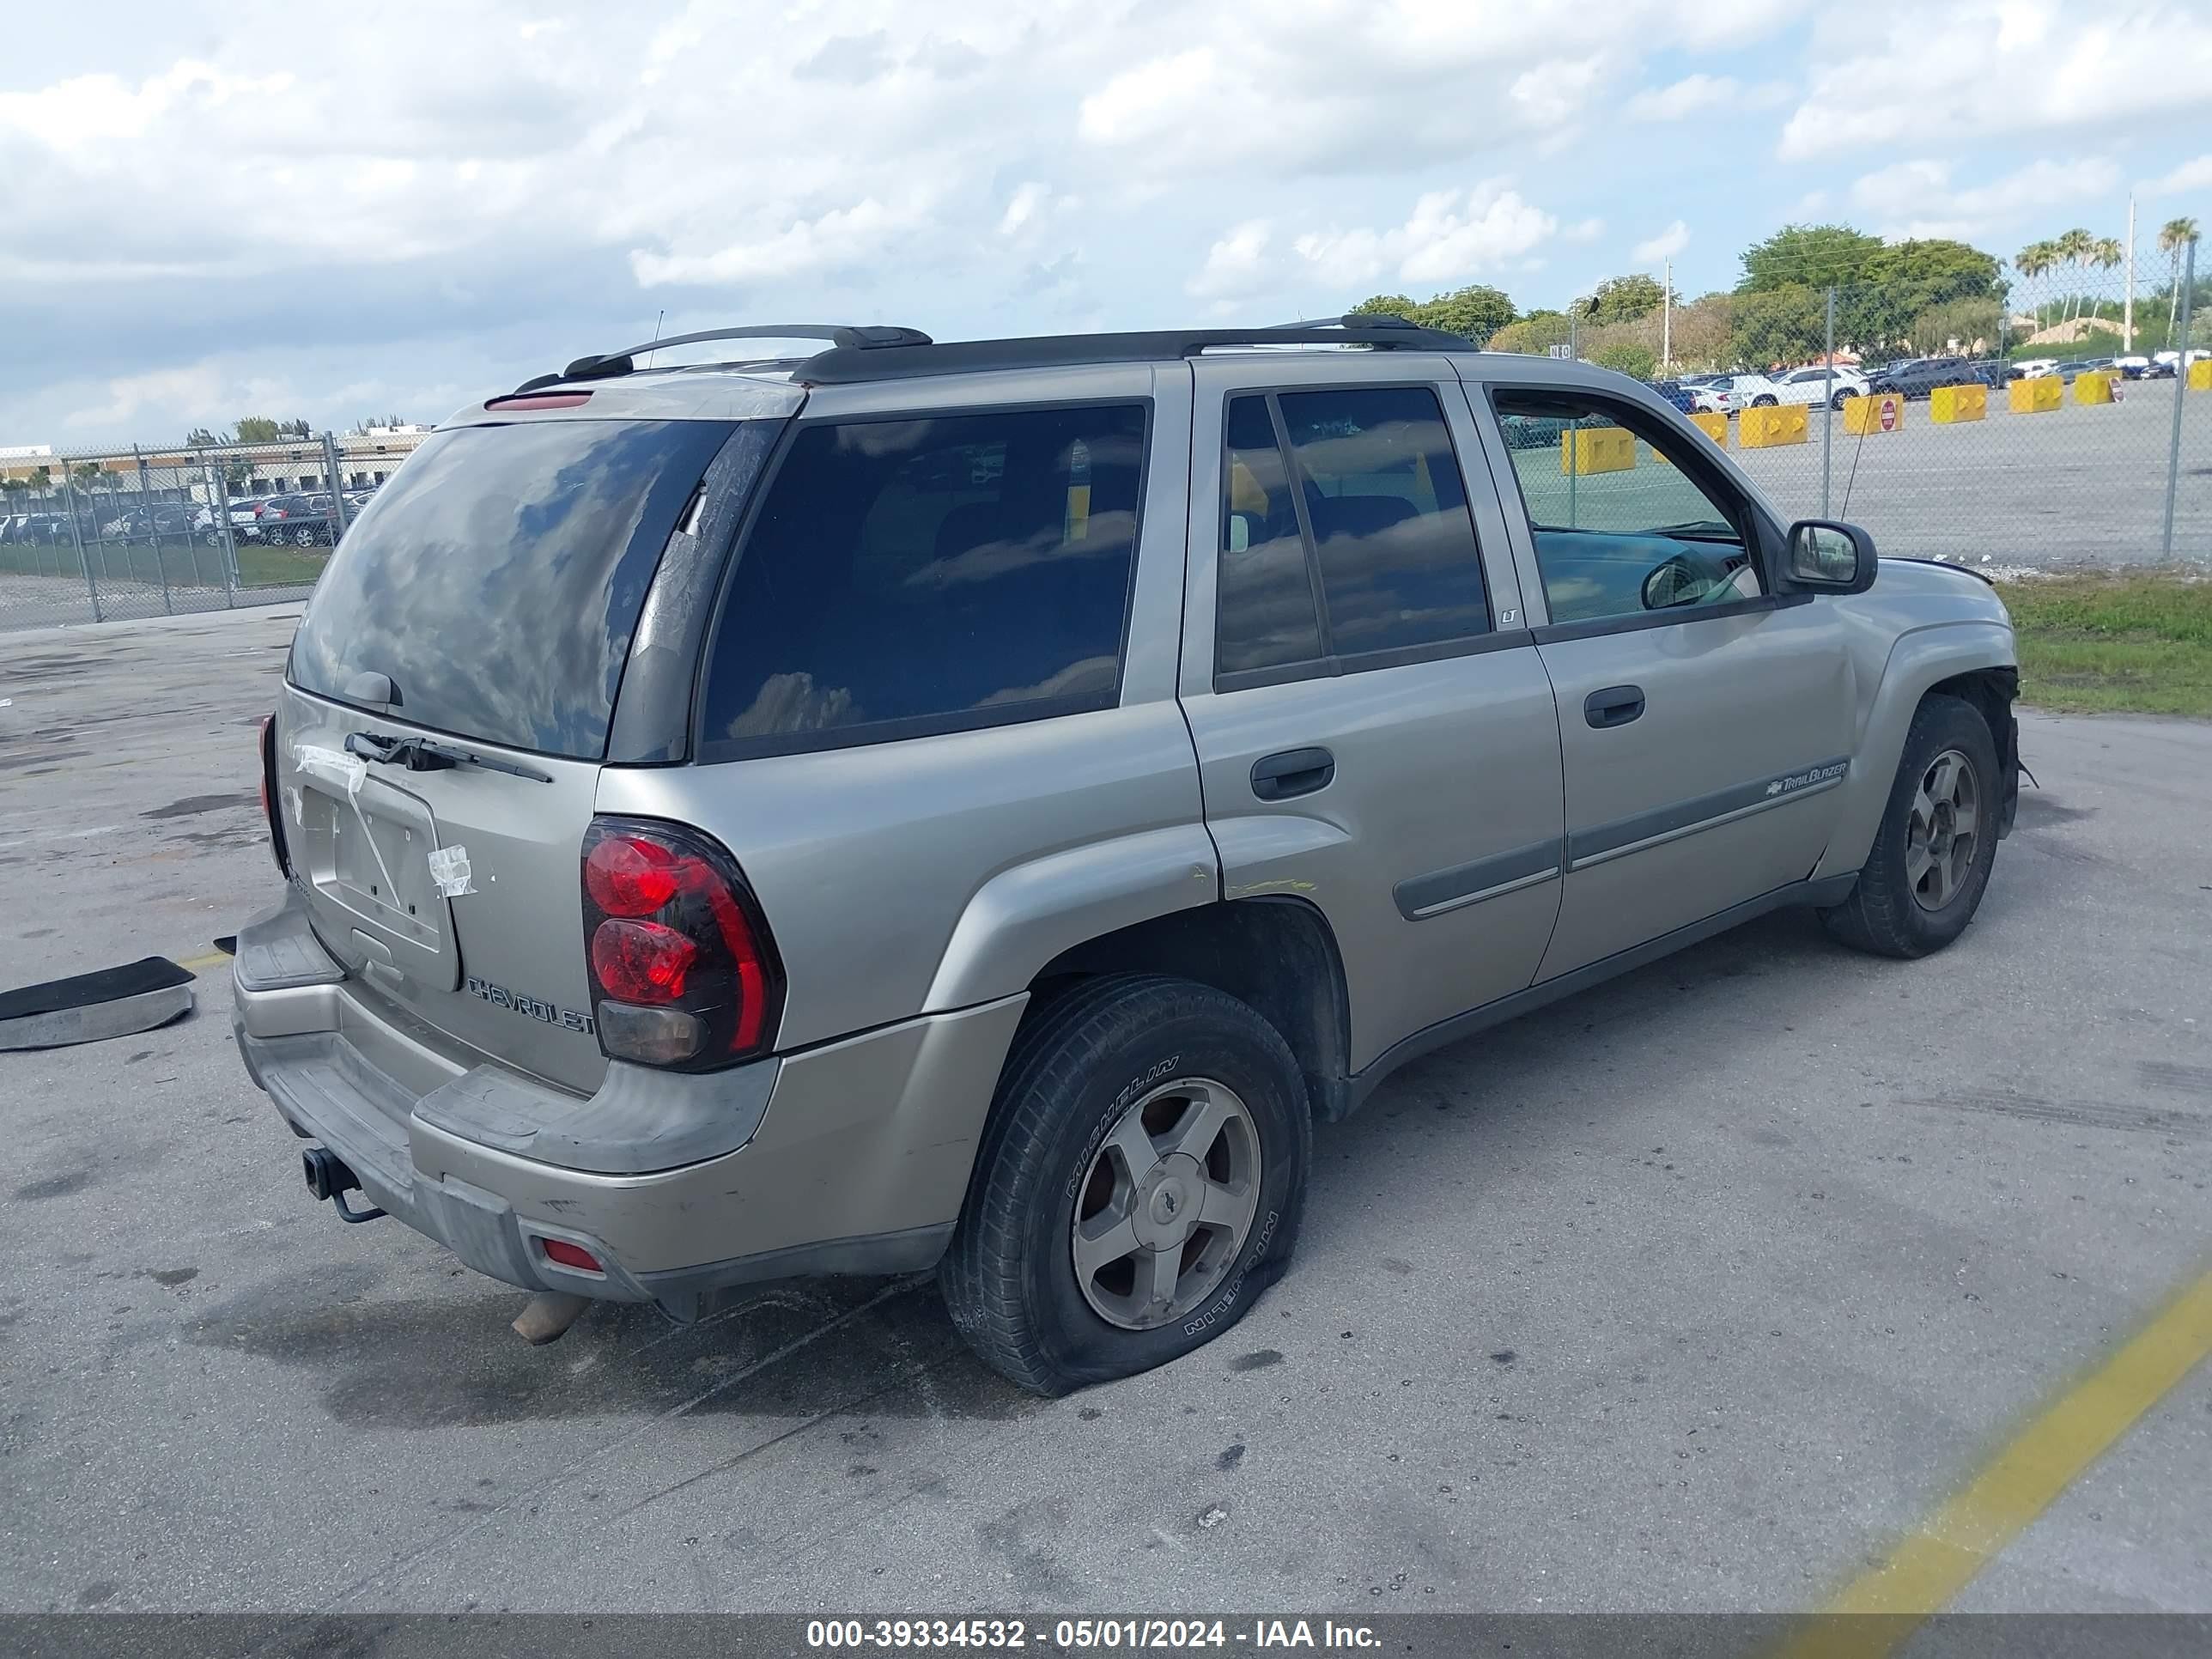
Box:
[289,417,738,758]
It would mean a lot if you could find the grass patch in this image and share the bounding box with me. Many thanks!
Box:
[1996,571,2212,718]
[236,545,326,587]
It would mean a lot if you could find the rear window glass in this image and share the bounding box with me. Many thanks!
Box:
[700,403,1147,757]
[289,419,734,758]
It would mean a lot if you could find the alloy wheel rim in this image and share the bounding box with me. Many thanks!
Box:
[1071,1077,1261,1332]
[1907,745,1980,912]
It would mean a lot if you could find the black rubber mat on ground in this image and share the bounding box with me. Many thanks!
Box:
[0,957,193,1021]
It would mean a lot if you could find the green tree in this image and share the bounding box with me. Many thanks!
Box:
[277,417,312,440]
[0,476,27,496]
[1404,283,1516,343]
[1905,297,2002,357]
[1587,273,1664,324]
[1739,223,1883,292]
[1731,284,1827,367]
[1349,294,1421,321]
[2162,217,2201,338]
[184,425,227,448]
[68,462,105,494]
[234,416,282,443]
[1486,310,1572,355]
[1589,341,1658,380]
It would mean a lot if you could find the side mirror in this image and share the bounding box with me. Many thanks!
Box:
[1785,520,1876,593]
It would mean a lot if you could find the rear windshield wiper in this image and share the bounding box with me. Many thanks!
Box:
[345,731,551,783]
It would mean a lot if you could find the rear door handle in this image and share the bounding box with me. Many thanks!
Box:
[1584,684,1645,728]
[1251,746,1335,801]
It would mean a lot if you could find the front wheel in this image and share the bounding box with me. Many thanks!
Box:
[1821,694,2001,958]
[1752,394,1778,408]
[940,975,1310,1395]
[1831,389,1853,410]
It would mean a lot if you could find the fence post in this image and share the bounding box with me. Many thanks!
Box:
[60,464,102,623]
[1821,287,1836,518]
[206,455,238,607]
[2162,237,2197,561]
[322,431,350,541]
[136,444,172,616]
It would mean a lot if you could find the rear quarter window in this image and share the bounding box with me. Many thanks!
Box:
[288,418,735,759]
[699,402,1148,758]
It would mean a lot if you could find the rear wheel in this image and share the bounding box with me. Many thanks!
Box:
[1752,394,1778,407]
[1821,695,2000,958]
[1831,388,1853,410]
[940,975,1310,1395]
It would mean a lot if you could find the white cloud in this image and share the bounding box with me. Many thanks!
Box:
[2138,154,2212,198]
[1564,217,1606,242]
[630,198,920,287]
[1187,221,1273,300]
[1292,185,1559,289]
[1781,0,2212,160]
[1848,155,2120,240]
[1625,73,1736,122]
[1631,220,1691,263]
[999,183,1050,237]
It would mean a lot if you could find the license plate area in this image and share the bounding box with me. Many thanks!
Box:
[295,775,459,990]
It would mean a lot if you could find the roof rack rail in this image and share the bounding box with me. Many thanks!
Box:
[799,321,1471,386]
[507,324,933,392]
[1264,313,1422,331]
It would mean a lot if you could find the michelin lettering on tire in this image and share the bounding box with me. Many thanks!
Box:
[1183,1206,1279,1336]
[1063,1054,1180,1201]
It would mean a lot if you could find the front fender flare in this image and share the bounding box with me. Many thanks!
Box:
[1815,619,2016,882]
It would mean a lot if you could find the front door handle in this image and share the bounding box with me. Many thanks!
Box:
[1584,684,1645,728]
[1251,746,1335,800]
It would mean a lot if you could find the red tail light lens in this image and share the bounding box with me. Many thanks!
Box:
[579,817,784,1070]
[590,919,696,1001]
[585,836,680,916]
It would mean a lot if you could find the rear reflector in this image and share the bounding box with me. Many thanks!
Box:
[538,1237,603,1273]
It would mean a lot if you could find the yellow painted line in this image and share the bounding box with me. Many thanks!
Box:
[1779,1266,2212,1659]
[178,951,233,975]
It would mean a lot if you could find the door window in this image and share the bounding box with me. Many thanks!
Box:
[1215,385,1490,682]
[1490,391,1763,627]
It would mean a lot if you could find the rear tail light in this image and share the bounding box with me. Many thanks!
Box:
[258,714,290,876]
[580,817,784,1071]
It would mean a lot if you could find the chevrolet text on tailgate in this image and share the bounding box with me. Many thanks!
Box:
[234,318,2021,1395]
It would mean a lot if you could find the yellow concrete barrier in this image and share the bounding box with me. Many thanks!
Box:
[2190,360,2212,392]
[1737,404,1808,449]
[2073,371,2116,405]
[1688,411,1728,446]
[1560,427,1634,476]
[1841,392,1905,434]
[1930,384,1986,424]
[2009,376,2061,413]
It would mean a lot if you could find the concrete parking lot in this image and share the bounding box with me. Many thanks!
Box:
[1,605,2207,1617]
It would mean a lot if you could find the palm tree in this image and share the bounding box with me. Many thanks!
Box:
[2090,237,2124,329]
[2162,217,2202,342]
[2054,228,2094,323]
[2015,240,2057,327]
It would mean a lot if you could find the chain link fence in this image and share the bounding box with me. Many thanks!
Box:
[0,429,425,632]
[1545,239,2209,571]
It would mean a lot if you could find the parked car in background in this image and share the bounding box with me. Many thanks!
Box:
[2113,355,2151,378]
[1705,372,1788,410]
[229,496,270,537]
[1966,361,2017,389]
[1649,379,1698,415]
[1772,365,1869,410]
[258,494,335,546]
[1866,357,1977,400]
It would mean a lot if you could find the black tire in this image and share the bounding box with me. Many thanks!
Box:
[1831,389,1852,410]
[1753,394,1778,407]
[1821,695,2001,959]
[940,975,1311,1395]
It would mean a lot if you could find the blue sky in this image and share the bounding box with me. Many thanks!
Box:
[3,0,2209,446]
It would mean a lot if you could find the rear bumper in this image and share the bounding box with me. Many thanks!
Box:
[231,890,1025,1318]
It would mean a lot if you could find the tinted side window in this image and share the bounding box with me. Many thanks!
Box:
[1217,395,1324,675]
[1276,386,1490,655]
[701,404,1146,757]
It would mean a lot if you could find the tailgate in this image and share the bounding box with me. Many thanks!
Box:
[275,681,608,1093]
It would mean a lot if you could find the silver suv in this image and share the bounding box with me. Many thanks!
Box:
[232,318,2020,1394]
